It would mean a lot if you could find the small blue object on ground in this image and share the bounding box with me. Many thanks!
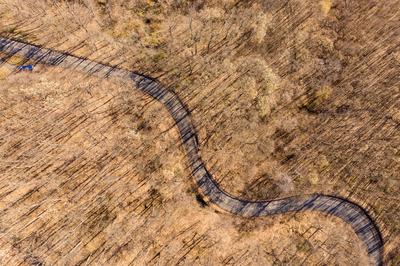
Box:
[17,64,33,71]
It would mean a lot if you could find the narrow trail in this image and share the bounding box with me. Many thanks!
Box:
[0,37,384,265]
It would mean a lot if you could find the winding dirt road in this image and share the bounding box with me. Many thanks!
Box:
[0,37,384,265]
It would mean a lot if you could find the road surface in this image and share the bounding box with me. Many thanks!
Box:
[0,37,384,265]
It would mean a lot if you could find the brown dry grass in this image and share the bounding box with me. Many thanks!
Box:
[0,65,369,265]
[0,0,399,264]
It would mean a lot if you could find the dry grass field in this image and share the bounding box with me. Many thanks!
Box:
[0,0,399,265]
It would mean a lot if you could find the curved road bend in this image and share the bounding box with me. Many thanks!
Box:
[0,37,384,265]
